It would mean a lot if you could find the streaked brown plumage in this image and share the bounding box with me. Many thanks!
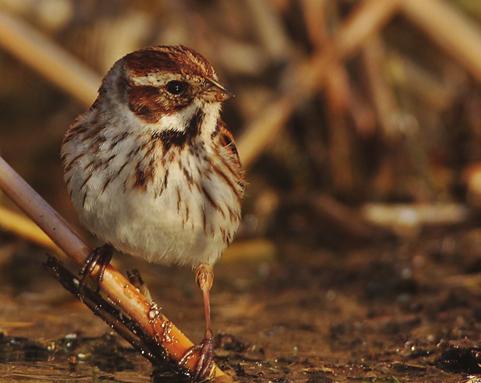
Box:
[61,45,244,380]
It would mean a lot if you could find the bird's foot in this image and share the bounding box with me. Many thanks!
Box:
[78,244,113,293]
[179,335,215,382]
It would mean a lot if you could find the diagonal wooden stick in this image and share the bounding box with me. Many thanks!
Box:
[0,155,233,382]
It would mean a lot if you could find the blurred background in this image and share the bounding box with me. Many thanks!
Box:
[2,0,481,382]
[2,0,481,243]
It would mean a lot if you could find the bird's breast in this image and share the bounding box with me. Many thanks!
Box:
[63,129,242,266]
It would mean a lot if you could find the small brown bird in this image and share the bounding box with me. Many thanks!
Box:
[61,45,245,379]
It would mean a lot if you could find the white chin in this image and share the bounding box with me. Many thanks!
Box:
[155,102,199,133]
[200,101,222,134]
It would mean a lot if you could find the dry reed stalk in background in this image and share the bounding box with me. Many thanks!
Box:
[0,205,64,255]
[324,64,356,193]
[361,35,399,140]
[0,1,401,172]
[0,155,232,382]
[300,0,328,48]
[401,0,481,83]
[245,0,292,62]
[387,51,459,111]
[0,11,99,105]
[301,0,356,192]
[238,0,402,168]
[301,0,376,138]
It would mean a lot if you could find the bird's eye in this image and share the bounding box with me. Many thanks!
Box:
[166,80,188,95]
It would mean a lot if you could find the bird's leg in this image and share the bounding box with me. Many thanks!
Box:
[78,244,113,293]
[179,263,215,381]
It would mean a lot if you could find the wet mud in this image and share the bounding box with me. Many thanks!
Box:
[1,227,481,382]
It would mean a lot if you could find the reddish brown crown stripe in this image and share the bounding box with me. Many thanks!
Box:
[126,50,180,76]
[124,46,216,79]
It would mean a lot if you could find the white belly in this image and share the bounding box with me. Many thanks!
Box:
[64,138,241,267]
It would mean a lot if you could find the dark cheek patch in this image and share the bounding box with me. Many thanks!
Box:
[128,85,165,123]
[127,85,190,123]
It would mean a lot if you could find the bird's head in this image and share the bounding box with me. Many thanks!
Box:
[99,45,231,139]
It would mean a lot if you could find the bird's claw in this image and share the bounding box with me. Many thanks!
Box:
[179,336,215,382]
[78,244,113,293]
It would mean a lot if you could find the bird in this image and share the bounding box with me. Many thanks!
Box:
[61,45,245,380]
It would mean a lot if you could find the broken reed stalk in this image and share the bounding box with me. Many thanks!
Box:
[238,0,401,168]
[0,155,232,382]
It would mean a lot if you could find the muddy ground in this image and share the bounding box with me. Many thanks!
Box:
[1,226,481,382]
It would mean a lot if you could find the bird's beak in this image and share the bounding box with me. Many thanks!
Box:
[202,78,234,102]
